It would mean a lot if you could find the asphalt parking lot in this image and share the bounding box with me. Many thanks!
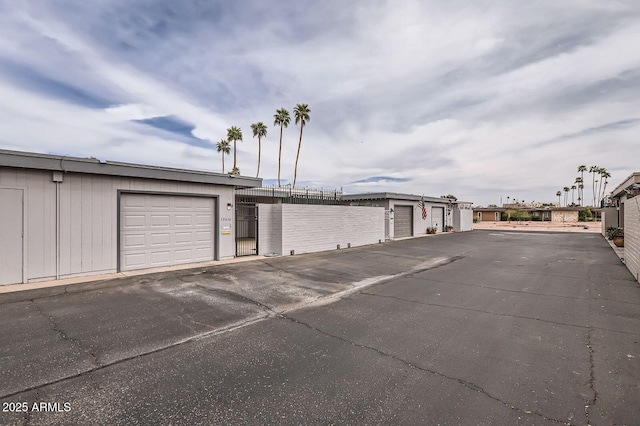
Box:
[1,230,639,425]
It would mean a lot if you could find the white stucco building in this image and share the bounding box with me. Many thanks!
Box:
[0,149,260,285]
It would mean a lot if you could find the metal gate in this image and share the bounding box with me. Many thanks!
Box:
[236,204,258,256]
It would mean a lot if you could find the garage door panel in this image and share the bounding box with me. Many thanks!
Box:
[150,215,170,227]
[175,232,192,244]
[175,215,192,226]
[174,249,193,261]
[123,253,146,269]
[124,234,146,248]
[150,233,170,246]
[150,251,171,265]
[123,196,145,209]
[196,214,213,225]
[195,247,213,260]
[150,198,171,209]
[124,215,145,228]
[120,194,215,271]
[196,230,212,242]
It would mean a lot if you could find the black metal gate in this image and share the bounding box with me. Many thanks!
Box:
[236,204,258,256]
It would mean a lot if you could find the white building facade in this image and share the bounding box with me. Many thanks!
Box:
[0,150,260,285]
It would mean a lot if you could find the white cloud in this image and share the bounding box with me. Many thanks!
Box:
[0,0,639,206]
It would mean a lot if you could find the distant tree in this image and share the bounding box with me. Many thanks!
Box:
[577,165,587,205]
[571,185,576,205]
[440,194,458,201]
[250,122,268,178]
[598,169,611,204]
[575,177,584,206]
[589,165,599,206]
[556,190,562,206]
[273,108,290,187]
[292,103,310,188]
[578,183,584,206]
[216,139,230,173]
[563,186,570,207]
[227,126,243,174]
[601,174,611,205]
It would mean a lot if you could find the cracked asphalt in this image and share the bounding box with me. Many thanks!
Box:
[1,230,640,425]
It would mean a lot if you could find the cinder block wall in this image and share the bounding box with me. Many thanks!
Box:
[257,204,282,255]
[551,211,579,222]
[624,196,640,283]
[258,204,385,256]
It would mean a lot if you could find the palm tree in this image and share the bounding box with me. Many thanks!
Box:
[571,185,576,206]
[227,126,243,174]
[574,177,584,205]
[577,165,587,205]
[598,169,611,204]
[273,108,290,187]
[589,165,599,206]
[556,191,562,206]
[601,174,611,205]
[216,139,230,173]
[251,122,267,178]
[292,103,310,189]
[578,183,584,206]
[563,187,570,207]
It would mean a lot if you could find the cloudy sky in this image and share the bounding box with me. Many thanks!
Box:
[1,1,639,206]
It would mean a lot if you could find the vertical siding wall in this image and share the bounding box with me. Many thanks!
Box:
[258,204,384,256]
[0,168,236,283]
[453,208,473,232]
[624,196,640,283]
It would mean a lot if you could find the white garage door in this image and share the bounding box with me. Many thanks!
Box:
[120,194,215,271]
[394,206,413,238]
[432,207,444,232]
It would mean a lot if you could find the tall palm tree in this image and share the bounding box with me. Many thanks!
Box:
[589,165,599,206]
[578,183,584,206]
[556,191,562,206]
[571,185,576,205]
[273,108,290,187]
[563,186,570,207]
[292,104,310,188]
[227,126,243,175]
[574,177,584,206]
[601,178,610,204]
[251,122,267,178]
[577,165,587,205]
[598,169,611,204]
[216,139,230,173]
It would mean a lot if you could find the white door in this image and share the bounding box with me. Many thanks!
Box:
[120,194,215,271]
[0,188,23,285]
[394,206,413,238]
[431,207,445,232]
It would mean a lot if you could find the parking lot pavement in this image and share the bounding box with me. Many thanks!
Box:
[0,237,455,401]
[2,230,640,425]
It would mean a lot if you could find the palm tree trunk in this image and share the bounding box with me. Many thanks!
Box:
[256,137,261,178]
[222,154,225,174]
[597,177,603,205]
[293,125,304,188]
[277,126,283,187]
[233,140,237,170]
